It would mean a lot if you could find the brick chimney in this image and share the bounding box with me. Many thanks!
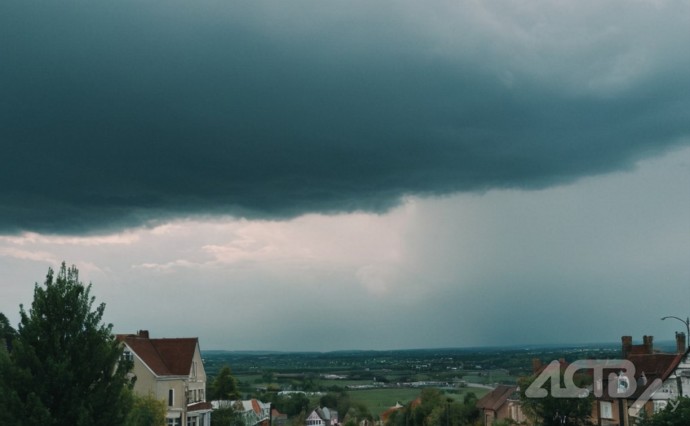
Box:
[676,332,686,353]
[643,335,654,354]
[532,358,543,374]
[622,336,632,358]
[137,330,149,339]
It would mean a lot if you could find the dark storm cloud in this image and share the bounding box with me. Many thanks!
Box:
[2,0,690,234]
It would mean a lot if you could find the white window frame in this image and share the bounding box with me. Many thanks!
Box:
[600,401,613,419]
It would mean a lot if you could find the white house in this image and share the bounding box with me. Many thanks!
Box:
[306,407,339,426]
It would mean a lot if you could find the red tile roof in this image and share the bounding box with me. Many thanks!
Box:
[592,351,688,400]
[626,352,684,398]
[117,333,199,376]
[476,385,518,412]
[628,353,683,382]
[188,401,213,412]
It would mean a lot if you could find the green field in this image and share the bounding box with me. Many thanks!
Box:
[347,387,490,418]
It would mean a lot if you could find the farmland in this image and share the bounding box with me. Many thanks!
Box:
[201,342,624,417]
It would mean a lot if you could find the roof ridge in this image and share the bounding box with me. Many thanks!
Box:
[148,338,172,373]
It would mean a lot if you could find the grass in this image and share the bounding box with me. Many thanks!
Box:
[347,386,490,418]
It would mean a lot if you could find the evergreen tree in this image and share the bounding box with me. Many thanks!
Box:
[211,365,241,400]
[0,263,133,426]
[0,312,16,352]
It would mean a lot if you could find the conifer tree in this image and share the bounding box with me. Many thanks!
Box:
[0,263,133,426]
[211,365,241,400]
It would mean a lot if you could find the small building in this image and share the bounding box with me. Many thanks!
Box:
[306,407,339,426]
[476,384,529,425]
[212,399,271,426]
[271,408,288,426]
[116,330,212,426]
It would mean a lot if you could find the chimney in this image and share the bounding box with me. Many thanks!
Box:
[643,335,654,354]
[622,336,632,358]
[137,330,149,339]
[532,358,543,374]
[677,332,686,353]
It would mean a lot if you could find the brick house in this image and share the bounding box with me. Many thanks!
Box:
[591,333,690,426]
[476,384,530,425]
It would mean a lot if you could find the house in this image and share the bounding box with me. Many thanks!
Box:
[271,408,288,426]
[306,407,339,426]
[212,399,271,426]
[476,384,529,425]
[116,330,212,426]
[591,333,690,426]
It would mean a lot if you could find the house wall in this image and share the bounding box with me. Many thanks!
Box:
[306,410,325,426]
[481,409,495,426]
[187,345,207,404]
[127,346,197,422]
[655,354,690,405]
[125,340,210,425]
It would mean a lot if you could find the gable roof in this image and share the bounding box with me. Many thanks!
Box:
[591,348,690,400]
[628,353,684,382]
[476,385,518,412]
[308,407,338,422]
[117,333,199,376]
[626,352,686,398]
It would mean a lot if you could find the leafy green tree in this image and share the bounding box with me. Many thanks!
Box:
[320,392,340,410]
[385,389,480,426]
[637,397,690,426]
[211,365,241,400]
[211,406,245,426]
[343,402,373,425]
[0,263,133,426]
[320,391,356,419]
[288,409,307,426]
[519,369,593,426]
[125,392,166,426]
[268,393,310,417]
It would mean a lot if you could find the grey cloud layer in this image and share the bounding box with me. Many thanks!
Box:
[2,0,690,233]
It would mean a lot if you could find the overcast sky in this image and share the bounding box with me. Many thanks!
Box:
[1,0,689,351]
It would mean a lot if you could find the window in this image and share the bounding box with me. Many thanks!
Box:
[187,416,198,426]
[122,350,133,362]
[600,401,613,419]
[167,418,180,426]
[168,389,174,407]
[617,371,630,395]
